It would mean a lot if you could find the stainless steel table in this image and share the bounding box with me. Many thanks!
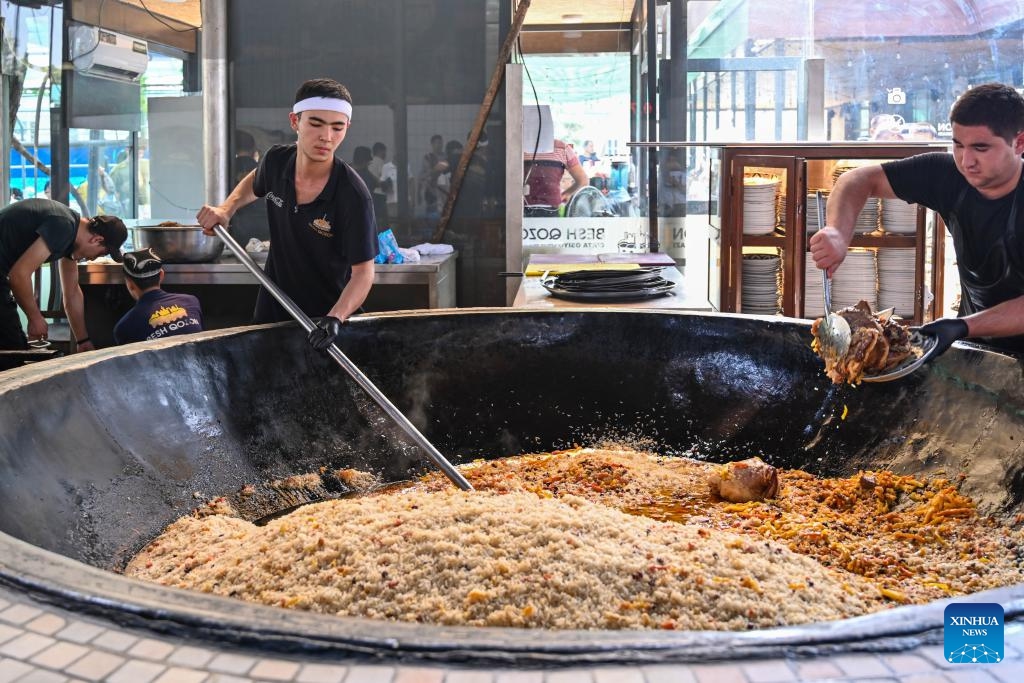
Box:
[78,251,458,347]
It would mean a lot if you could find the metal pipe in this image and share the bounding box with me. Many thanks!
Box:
[201,0,228,205]
[213,225,473,491]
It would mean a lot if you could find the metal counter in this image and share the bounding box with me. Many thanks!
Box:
[78,251,458,347]
[80,251,458,307]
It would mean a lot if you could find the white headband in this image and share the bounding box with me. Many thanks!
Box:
[292,96,353,120]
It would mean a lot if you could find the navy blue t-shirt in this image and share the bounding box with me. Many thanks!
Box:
[251,144,379,322]
[113,289,203,345]
[0,198,79,277]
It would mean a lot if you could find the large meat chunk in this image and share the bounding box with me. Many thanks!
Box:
[811,301,913,384]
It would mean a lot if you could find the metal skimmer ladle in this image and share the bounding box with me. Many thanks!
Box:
[815,191,851,360]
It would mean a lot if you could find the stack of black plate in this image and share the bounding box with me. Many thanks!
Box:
[540,267,675,302]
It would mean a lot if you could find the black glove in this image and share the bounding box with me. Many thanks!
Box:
[307,316,343,351]
[920,318,969,358]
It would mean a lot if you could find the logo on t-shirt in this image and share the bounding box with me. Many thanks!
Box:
[149,305,188,329]
[266,192,284,208]
[310,215,332,237]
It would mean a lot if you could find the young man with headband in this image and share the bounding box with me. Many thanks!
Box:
[0,197,127,366]
[197,78,378,351]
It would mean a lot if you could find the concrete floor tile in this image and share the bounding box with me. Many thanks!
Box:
[152,667,211,683]
[0,657,34,683]
[0,603,43,626]
[207,675,253,683]
[0,632,55,659]
[343,664,400,683]
[689,662,747,683]
[249,658,301,681]
[0,624,20,646]
[54,621,105,645]
[28,641,89,670]
[208,652,257,675]
[24,614,66,636]
[12,670,70,683]
[127,637,177,662]
[899,673,955,683]
[494,672,544,683]
[639,665,697,683]
[830,654,893,678]
[447,671,497,683]
[89,630,139,653]
[543,671,594,683]
[296,661,350,683]
[792,659,844,680]
[943,668,1002,683]
[743,659,797,682]
[167,645,216,668]
[105,659,168,683]
[882,652,940,674]
[64,650,127,681]
[987,660,1024,683]
[593,667,644,683]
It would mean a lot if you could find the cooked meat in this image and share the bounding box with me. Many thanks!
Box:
[707,456,780,502]
[812,301,914,384]
[157,221,184,227]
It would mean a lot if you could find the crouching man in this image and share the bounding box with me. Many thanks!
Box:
[114,248,203,345]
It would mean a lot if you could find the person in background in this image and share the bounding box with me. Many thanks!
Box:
[196,77,378,352]
[368,142,393,223]
[10,188,23,203]
[351,145,386,226]
[113,248,203,345]
[811,82,1024,358]
[523,138,589,216]
[109,141,151,216]
[906,122,939,141]
[418,134,446,220]
[868,114,902,140]
[0,198,126,361]
[233,129,260,186]
[578,139,600,171]
[435,139,463,207]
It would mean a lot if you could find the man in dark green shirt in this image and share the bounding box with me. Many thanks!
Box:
[0,198,126,359]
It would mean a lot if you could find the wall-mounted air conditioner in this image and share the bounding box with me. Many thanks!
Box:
[69,23,149,82]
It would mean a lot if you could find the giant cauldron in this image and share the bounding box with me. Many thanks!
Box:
[1,309,1023,666]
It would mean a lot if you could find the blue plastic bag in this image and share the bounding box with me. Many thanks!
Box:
[374,228,405,264]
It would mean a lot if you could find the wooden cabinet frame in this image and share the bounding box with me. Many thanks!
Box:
[718,143,946,324]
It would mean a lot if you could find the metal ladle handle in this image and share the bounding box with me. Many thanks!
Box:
[213,224,473,491]
[815,191,832,312]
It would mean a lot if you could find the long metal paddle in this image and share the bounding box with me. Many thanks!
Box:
[214,224,473,491]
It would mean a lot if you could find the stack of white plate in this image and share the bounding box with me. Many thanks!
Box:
[880,199,919,235]
[804,258,825,318]
[832,248,878,311]
[805,191,828,232]
[742,179,779,235]
[741,253,782,315]
[854,198,881,234]
[877,248,917,316]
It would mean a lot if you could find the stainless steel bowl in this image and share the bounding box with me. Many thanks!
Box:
[131,225,224,263]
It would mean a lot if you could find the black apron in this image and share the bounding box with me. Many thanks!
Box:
[948,183,1024,353]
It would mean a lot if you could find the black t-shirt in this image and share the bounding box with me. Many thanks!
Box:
[884,152,1024,353]
[113,289,203,344]
[0,198,79,278]
[883,152,1022,280]
[251,144,379,322]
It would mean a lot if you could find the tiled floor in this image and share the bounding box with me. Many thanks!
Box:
[0,582,1020,682]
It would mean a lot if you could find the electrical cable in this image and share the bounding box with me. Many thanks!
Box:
[137,0,196,33]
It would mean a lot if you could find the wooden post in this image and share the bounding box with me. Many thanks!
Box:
[430,0,531,243]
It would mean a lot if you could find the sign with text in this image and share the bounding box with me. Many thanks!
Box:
[944,602,1004,664]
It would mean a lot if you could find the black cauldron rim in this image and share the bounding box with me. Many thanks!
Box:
[1,308,1023,666]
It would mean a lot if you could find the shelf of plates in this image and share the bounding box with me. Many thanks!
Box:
[715,143,947,325]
